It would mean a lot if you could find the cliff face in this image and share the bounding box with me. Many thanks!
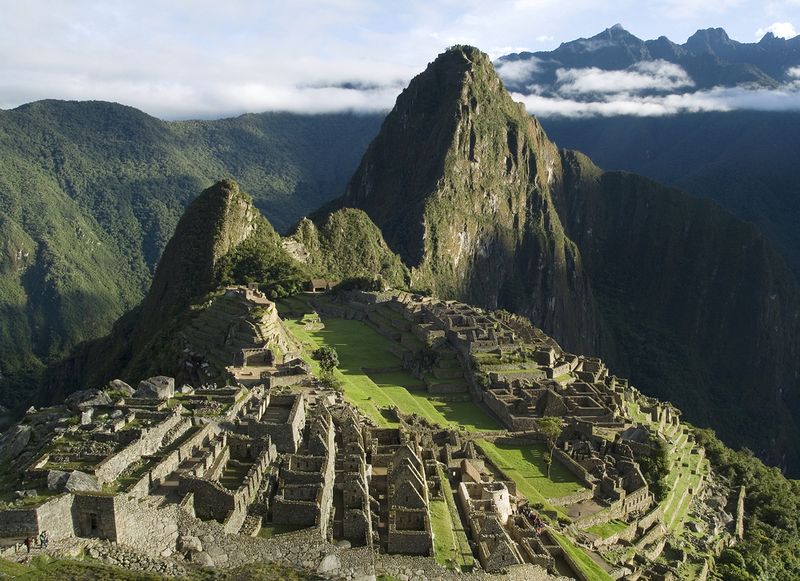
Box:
[134,179,260,347]
[557,151,800,470]
[337,46,602,355]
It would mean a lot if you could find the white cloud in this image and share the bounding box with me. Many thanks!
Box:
[2,0,800,118]
[756,21,798,38]
[496,58,542,83]
[788,66,800,79]
[555,60,694,95]
[512,84,800,118]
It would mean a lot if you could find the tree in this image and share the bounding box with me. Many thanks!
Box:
[538,416,563,479]
[313,346,340,387]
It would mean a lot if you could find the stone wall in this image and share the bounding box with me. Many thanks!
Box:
[0,493,81,540]
[130,424,216,497]
[36,493,77,540]
[249,394,306,453]
[94,410,184,485]
[205,446,230,481]
[552,449,597,489]
[112,495,179,556]
[387,524,432,556]
[0,505,40,538]
[180,476,235,523]
[74,493,117,540]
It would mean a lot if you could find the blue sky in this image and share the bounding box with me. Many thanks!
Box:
[1,0,799,118]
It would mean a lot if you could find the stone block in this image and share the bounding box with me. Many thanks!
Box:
[64,470,100,492]
[135,376,175,400]
[46,470,70,491]
[80,408,94,426]
[317,554,341,575]
[192,551,215,567]
[178,535,203,553]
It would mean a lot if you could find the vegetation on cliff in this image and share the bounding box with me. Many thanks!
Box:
[0,102,379,408]
[291,209,408,287]
[692,427,800,580]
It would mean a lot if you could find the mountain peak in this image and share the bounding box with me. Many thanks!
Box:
[139,179,261,326]
[684,27,737,55]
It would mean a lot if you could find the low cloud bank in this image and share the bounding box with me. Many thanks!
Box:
[513,83,800,118]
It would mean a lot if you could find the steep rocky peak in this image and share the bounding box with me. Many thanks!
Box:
[139,179,260,326]
[684,27,737,55]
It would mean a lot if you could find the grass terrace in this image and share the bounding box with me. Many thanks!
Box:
[281,315,501,432]
[475,439,587,516]
[430,465,474,570]
[587,519,629,539]
[550,530,614,581]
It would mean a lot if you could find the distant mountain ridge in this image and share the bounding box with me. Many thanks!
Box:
[497,24,800,97]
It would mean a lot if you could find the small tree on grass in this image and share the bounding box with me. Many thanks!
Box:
[313,346,340,388]
[538,416,563,479]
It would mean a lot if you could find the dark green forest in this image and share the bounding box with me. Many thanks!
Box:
[0,100,381,405]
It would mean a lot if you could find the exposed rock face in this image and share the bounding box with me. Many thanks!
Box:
[108,379,135,396]
[41,180,266,402]
[48,469,99,493]
[557,151,800,471]
[64,388,111,412]
[134,376,175,400]
[136,179,259,341]
[0,425,31,461]
[333,46,602,355]
[46,469,70,491]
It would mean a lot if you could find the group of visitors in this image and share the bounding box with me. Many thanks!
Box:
[520,505,545,535]
[22,531,48,553]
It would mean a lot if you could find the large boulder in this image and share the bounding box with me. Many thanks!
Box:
[107,379,135,396]
[192,552,215,567]
[0,425,31,461]
[64,471,100,492]
[134,376,175,400]
[317,553,341,575]
[46,470,70,491]
[64,389,112,412]
[177,535,203,553]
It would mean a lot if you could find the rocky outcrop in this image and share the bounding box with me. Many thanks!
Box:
[134,376,175,400]
[64,388,112,412]
[324,45,800,474]
[557,150,800,472]
[290,208,409,287]
[329,46,602,355]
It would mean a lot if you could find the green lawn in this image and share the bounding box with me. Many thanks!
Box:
[476,440,587,512]
[282,316,500,432]
[430,465,474,570]
[587,519,629,539]
[550,530,614,581]
[430,499,460,568]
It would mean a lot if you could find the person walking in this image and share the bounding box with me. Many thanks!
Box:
[39,530,49,549]
[23,536,32,553]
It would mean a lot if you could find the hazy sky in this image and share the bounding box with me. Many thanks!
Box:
[2,0,800,118]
